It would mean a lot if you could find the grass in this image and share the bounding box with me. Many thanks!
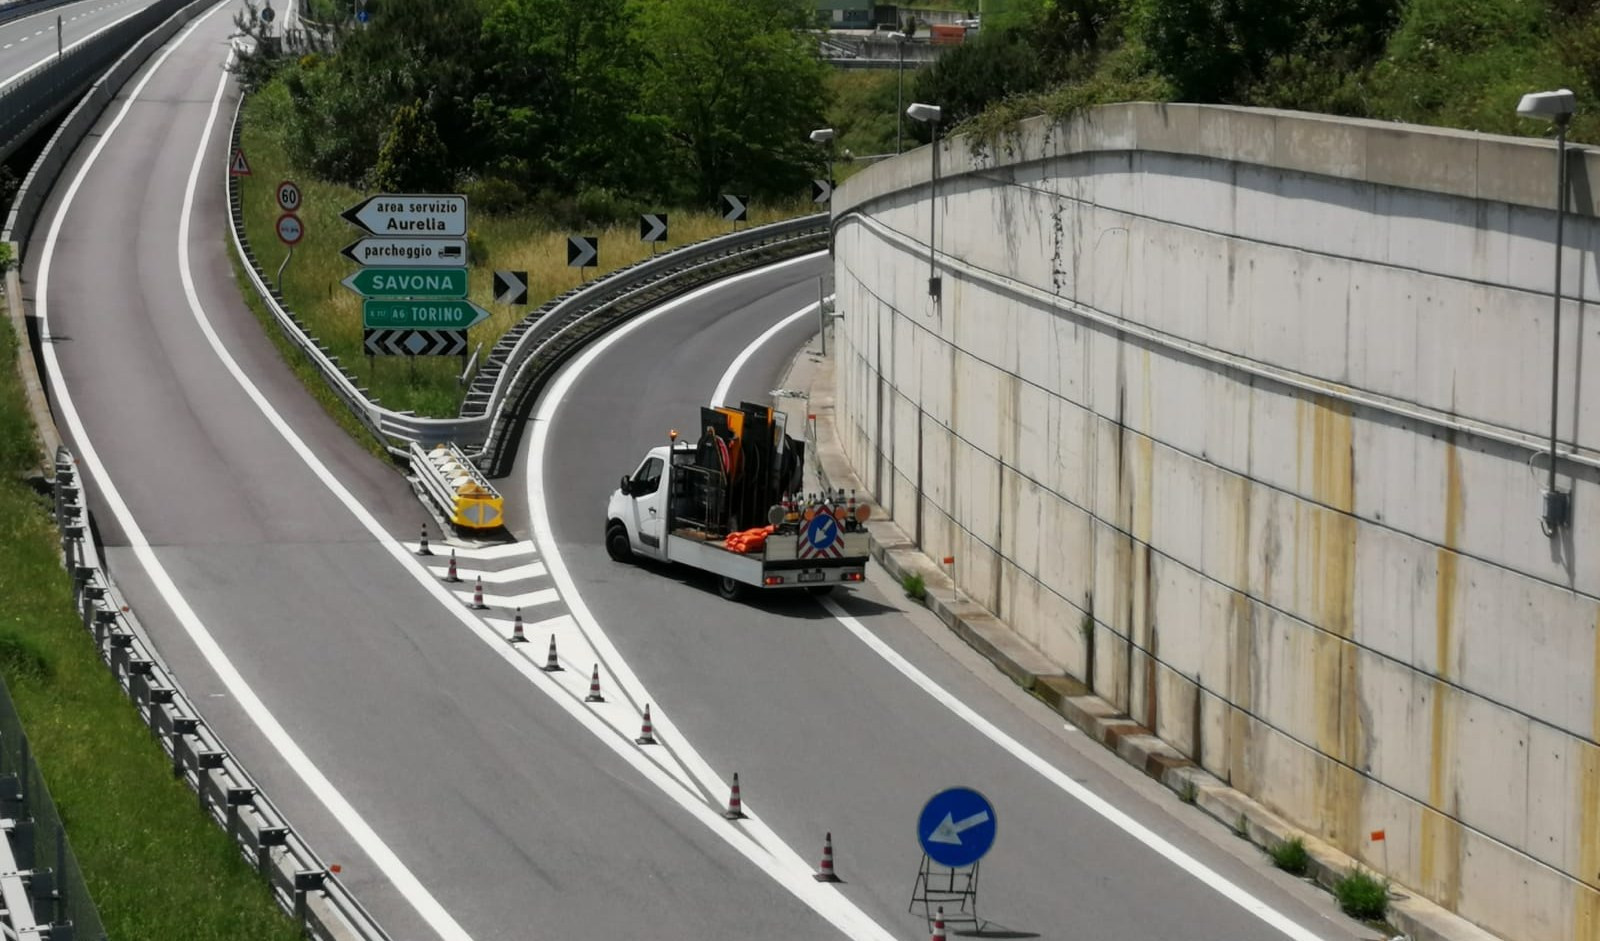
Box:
[1333,867,1390,921]
[237,85,813,419]
[0,313,301,940]
[902,571,927,600]
[1269,836,1310,876]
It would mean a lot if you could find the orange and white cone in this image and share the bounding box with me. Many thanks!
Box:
[417,525,432,556]
[931,907,946,941]
[724,773,745,819]
[470,575,488,610]
[542,634,563,672]
[445,550,461,583]
[585,664,605,702]
[636,704,657,745]
[509,608,527,643]
[813,832,841,882]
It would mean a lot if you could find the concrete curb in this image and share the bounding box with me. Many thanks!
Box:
[796,327,1505,941]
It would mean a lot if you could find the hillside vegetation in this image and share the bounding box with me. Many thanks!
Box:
[905,0,1600,148]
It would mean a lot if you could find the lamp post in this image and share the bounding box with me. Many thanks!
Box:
[809,127,836,189]
[907,102,943,298]
[1517,87,1578,535]
[888,31,907,154]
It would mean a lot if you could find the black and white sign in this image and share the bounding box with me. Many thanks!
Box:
[639,213,668,243]
[493,270,528,305]
[721,194,749,222]
[276,212,303,246]
[276,180,302,213]
[363,329,468,357]
[342,194,468,237]
[340,237,467,268]
[259,2,274,22]
[811,179,833,204]
[567,236,598,268]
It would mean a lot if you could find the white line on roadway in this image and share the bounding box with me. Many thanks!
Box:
[35,9,477,941]
[702,276,1334,941]
[1,0,162,90]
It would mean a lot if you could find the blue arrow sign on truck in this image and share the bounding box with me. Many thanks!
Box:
[917,787,997,869]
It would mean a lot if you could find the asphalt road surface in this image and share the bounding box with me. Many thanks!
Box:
[24,2,1374,939]
[0,0,161,92]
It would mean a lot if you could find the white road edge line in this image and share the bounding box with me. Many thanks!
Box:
[703,277,1333,941]
[709,299,826,408]
[35,9,475,941]
[0,0,156,89]
[527,255,907,940]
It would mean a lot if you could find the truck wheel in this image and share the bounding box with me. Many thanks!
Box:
[717,576,742,602]
[805,585,835,596]
[605,523,633,563]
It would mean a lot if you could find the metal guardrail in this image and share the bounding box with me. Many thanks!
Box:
[225,95,829,476]
[0,0,197,163]
[48,447,390,941]
[0,0,81,28]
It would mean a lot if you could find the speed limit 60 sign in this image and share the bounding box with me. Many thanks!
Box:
[276,180,302,213]
[276,213,304,246]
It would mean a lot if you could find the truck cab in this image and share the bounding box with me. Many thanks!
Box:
[607,446,673,562]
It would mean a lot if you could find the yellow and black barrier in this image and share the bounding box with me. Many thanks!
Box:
[410,442,504,530]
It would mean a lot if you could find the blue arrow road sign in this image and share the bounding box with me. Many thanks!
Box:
[918,787,996,869]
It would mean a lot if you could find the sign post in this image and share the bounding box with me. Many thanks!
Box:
[910,787,996,932]
[275,212,303,294]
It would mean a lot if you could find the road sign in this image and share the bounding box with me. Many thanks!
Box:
[363,329,467,357]
[917,788,996,869]
[229,148,251,176]
[342,267,467,299]
[276,180,302,213]
[259,3,274,22]
[567,236,597,268]
[799,513,842,559]
[721,194,748,222]
[362,299,489,331]
[493,270,528,305]
[812,179,833,204]
[342,194,468,237]
[639,213,668,243]
[276,213,303,246]
[340,237,467,268]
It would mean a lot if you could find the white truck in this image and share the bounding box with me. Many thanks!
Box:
[605,403,870,600]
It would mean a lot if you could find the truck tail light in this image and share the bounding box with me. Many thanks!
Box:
[764,575,785,586]
[845,572,864,582]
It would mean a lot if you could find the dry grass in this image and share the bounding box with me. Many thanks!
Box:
[237,96,812,417]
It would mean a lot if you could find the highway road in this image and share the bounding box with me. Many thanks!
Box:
[0,0,161,92]
[24,2,1373,939]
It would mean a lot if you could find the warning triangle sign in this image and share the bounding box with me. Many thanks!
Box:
[229,148,251,176]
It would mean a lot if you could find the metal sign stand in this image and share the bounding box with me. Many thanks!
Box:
[907,854,980,931]
[275,246,292,295]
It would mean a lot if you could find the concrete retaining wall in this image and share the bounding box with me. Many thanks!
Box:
[830,102,1600,941]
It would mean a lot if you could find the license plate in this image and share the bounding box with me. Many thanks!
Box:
[797,571,826,583]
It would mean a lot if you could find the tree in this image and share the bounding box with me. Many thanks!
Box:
[632,0,830,205]
[372,99,453,192]
[908,27,1048,141]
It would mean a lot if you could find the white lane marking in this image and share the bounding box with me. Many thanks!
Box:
[697,272,1331,941]
[450,587,560,610]
[1,1,163,90]
[36,12,477,941]
[416,540,537,561]
[430,561,547,584]
[105,29,903,937]
[709,300,823,408]
[526,254,907,940]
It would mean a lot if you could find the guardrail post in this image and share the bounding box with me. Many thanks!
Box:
[293,869,326,927]
[257,826,288,879]
[170,715,198,779]
[91,608,117,647]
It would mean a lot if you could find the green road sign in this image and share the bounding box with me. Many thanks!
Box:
[363,299,490,330]
[342,267,468,299]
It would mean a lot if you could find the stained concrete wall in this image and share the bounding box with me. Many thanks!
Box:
[830,103,1600,941]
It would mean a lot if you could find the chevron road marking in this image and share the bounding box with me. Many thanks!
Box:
[451,587,560,610]
[432,561,546,585]
[404,540,536,561]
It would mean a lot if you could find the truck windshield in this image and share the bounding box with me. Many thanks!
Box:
[630,457,663,496]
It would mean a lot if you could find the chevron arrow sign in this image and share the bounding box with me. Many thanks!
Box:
[567,235,598,268]
[639,213,668,243]
[721,194,748,222]
[811,178,833,204]
[363,329,468,357]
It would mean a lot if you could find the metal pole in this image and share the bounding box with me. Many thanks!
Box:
[929,125,938,281]
[1547,119,1568,496]
[275,246,292,295]
[896,42,905,155]
[818,276,826,357]
[56,15,62,57]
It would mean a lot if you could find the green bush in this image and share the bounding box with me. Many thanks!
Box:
[461,176,527,216]
[902,571,927,600]
[1268,836,1310,875]
[1333,867,1389,920]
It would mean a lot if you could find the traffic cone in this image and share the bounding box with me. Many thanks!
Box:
[585,664,605,702]
[470,575,488,610]
[445,550,461,583]
[509,608,527,644]
[636,704,657,745]
[724,773,745,819]
[813,832,841,882]
[542,634,563,671]
[417,525,432,556]
[931,907,946,941]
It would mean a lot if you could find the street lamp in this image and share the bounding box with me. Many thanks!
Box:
[1517,87,1577,534]
[907,102,943,298]
[887,31,910,154]
[810,126,836,189]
